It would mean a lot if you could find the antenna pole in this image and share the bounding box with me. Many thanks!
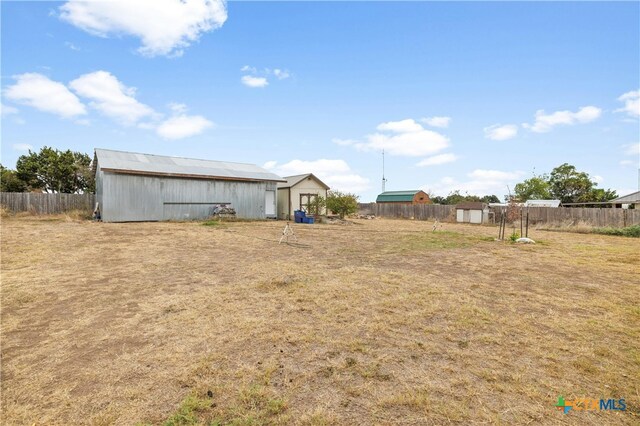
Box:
[382,150,387,192]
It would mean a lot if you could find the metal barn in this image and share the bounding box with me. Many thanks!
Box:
[94,148,284,222]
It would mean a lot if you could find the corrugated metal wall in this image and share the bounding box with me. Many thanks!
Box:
[98,171,277,222]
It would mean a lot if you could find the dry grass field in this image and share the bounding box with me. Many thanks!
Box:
[1,215,639,425]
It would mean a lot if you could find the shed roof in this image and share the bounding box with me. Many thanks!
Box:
[94,148,285,182]
[524,199,561,207]
[376,190,425,202]
[277,173,330,189]
[610,190,640,203]
[456,202,486,210]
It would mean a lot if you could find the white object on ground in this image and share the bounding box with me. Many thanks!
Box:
[516,237,536,244]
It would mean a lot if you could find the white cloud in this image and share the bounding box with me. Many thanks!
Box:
[59,0,227,57]
[593,175,604,184]
[1,103,19,116]
[69,71,155,125]
[168,102,188,114]
[4,73,87,118]
[361,130,449,157]
[332,138,358,146]
[267,159,370,193]
[273,69,290,80]
[424,169,524,197]
[623,143,640,157]
[240,65,257,73]
[65,41,81,51]
[241,75,268,88]
[620,143,639,167]
[421,116,451,128]
[416,153,458,167]
[484,124,518,141]
[13,143,33,152]
[262,160,277,170]
[156,114,213,139]
[376,118,423,133]
[240,66,291,86]
[522,106,601,133]
[341,118,449,157]
[615,90,640,118]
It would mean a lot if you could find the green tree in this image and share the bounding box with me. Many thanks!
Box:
[0,165,28,192]
[588,188,618,202]
[326,190,359,218]
[481,194,500,203]
[16,147,94,193]
[514,175,551,201]
[547,163,618,203]
[548,163,593,203]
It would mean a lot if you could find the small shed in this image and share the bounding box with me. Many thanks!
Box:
[277,173,330,220]
[94,148,284,222]
[376,190,431,205]
[456,202,489,224]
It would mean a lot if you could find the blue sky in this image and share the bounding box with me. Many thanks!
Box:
[2,1,639,201]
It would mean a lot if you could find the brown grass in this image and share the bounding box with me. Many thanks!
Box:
[1,216,638,425]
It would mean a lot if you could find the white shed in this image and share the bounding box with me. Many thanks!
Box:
[456,202,489,224]
[277,173,329,220]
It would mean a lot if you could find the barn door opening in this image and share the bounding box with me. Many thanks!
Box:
[265,190,275,216]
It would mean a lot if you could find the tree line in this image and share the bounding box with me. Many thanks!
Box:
[1,147,94,193]
[429,163,618,205]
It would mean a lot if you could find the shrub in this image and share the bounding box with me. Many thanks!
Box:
[592,225,640,238]
[326,191,359,219]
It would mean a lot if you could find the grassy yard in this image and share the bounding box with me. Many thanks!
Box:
[1,216,638,425]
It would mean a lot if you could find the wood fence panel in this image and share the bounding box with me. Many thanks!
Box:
[358,202,640,227]
[1,192,95,214]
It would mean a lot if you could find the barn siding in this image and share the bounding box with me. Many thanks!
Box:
[100,171,276,222]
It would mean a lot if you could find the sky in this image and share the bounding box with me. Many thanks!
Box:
[1,0,639,202]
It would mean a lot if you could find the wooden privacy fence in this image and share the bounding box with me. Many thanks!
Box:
[1,192,95,214]
[358,203,456,221]
[511,206,640,228]
[358,202,640,228]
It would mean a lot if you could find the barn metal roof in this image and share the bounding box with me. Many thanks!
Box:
[376,190,424,202]
[277,173,330,189]
[95,148,285,182]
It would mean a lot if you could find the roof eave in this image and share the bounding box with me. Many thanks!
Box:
[101,168,286,183]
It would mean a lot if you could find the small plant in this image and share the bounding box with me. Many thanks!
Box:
[509,231,520,242]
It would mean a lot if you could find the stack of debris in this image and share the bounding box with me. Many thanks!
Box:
[356,214,376,220]
[211,205,236,218]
